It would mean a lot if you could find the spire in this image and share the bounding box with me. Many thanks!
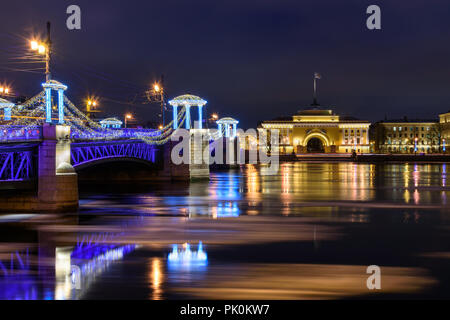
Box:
[312,72,321,107]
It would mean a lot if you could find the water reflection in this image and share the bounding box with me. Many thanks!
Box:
[1,162,450,299]
[149,258,163,300]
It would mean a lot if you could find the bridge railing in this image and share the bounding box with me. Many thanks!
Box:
[70,140,158,167]
[0,126,42,143]
[0,144,37,181]
[71,128,159,141]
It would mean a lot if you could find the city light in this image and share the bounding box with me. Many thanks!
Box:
[30,40,38,50]
[87,99,98,108]
[38,45,46,54]
[154,83,160,93]
[30,40,47,55]
[124,113,133,128]
[0,87,10,95]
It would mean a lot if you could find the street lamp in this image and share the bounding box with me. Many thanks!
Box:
[86,98,100,119]
[0,86,10,96]
[124,113,132,128]
[30,22,52,82]
[153,82,166,126]
[414,137,418,154]
[443,138,446,153]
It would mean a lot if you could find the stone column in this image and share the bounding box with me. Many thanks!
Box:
[198,105,203,129]
[58,89,64,124]
[232,123,237,138]
[38,124,78,211]
[4,108,11,120]
[218,123,223,137]
[173,105,178,129]
[225,124,230,138]
[185,105,191,130]
[45,88,52,123]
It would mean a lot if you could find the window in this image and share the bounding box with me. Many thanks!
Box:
[393,127,397,131]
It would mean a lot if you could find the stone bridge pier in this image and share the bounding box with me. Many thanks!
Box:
[38,124,78,211]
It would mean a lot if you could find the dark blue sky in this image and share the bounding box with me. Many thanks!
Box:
[1,0,450,128]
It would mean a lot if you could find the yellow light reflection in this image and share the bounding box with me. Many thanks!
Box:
[149,258,163,300]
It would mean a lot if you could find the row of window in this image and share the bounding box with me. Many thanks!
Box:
[388,133,436,138]
[386,147,438,152]
[344,129,367,135]
[387,140,437,145]
[391,126,432,132]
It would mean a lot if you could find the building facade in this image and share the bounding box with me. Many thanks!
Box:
[439,112,450,152]
[259,108,371,154]
[372,120,441,154]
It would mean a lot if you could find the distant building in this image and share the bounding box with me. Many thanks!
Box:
[372,119,441,154]
[439,112,450,151]
[259,107,371,154]
[100,117,123,129]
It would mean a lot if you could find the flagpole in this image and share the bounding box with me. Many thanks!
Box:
[313,76,317,106]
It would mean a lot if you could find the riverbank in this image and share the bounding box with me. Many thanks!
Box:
[278,153,450,163]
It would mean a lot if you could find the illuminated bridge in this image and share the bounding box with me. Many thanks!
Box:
[0,79,220,212]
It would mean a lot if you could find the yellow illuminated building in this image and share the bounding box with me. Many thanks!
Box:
[372,120,440,153]
[259,108,371,154]
[440,111,450,152]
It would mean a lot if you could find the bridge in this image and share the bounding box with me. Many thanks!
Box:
[0,79,237,212]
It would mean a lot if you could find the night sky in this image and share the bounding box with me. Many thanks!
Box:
[1,0,450,128]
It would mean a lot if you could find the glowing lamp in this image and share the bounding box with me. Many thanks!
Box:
[38,44,46,54]
[31,40,38,50]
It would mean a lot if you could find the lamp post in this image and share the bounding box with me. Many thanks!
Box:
[124,113,132,128]
[30,22,52,82]
[414,137,418,155]
[153,81,166,126]
[86,99,100,119]
[443,138,446,153]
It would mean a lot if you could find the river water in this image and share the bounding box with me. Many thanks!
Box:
[1,162,450,299]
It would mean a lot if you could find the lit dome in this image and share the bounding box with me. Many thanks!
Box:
[100,117,123,125]
[168,94,207,107]
[42,79,67,90]
[0,98,14,109]
[217,117,239,124]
